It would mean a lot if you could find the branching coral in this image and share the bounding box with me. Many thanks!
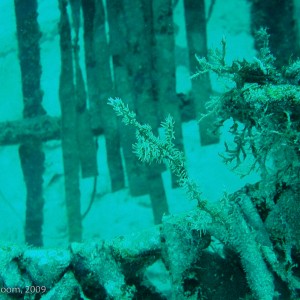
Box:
[108,98,206,211]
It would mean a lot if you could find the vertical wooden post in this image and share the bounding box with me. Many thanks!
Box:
[14,0,45,246]
[106,0,149,196]
[123,0,169,223]
[82,0,125,192]
[70,0,98,179]
[294,0,300,54]
[250,0,299,66]
[184,0,219,146]
[151,0,185,188]
[58,0,82,242]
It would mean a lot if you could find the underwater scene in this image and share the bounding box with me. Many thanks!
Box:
[0,0,300,299]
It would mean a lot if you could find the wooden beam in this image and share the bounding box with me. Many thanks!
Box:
[0,115,61,146]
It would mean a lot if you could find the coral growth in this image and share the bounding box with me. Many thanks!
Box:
[109,29,300,299]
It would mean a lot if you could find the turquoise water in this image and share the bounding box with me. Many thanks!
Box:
[0,0,299,299]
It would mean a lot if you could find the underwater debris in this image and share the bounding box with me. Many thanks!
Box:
[108,31,300,299]
[1,31,300,299]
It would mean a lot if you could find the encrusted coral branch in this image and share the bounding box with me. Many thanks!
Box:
[108,97,207,210]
